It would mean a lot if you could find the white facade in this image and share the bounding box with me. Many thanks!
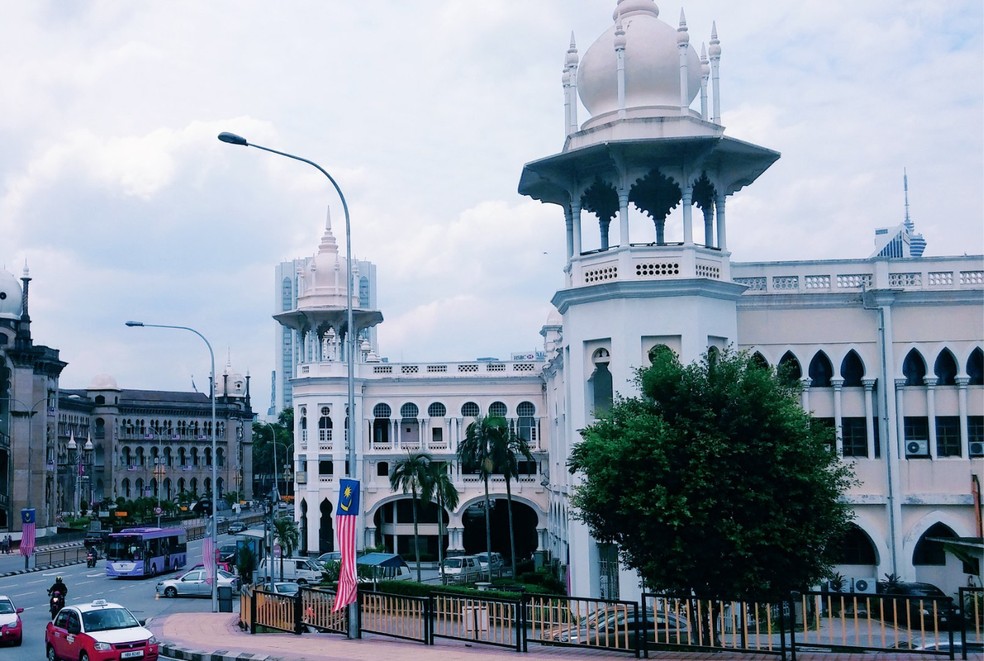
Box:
[280,0,983,601]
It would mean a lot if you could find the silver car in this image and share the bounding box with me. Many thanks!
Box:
[156,568,239,598]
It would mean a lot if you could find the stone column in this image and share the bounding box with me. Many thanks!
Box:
[924,377,938,457]
[832,377,845,455]
[863,379,877,457]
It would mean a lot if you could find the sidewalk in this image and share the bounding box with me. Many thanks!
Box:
[149,612,933,661]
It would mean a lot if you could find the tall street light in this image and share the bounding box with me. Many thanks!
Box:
[219,131,358,636]
[66,433,93,517]
[125,321,218,613]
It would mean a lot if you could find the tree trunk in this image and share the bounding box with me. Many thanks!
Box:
[412,493,422,582]
[505,477,517,579]
[436,493,445,584]
[483,477,493,583]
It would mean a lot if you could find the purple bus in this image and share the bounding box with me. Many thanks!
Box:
[105,527,188,578]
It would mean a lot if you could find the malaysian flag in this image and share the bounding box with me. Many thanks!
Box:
[332,479,360,612]
[20,509,36,557]
[202,519,216,584]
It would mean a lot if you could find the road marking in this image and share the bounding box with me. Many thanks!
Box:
[86,573,102,577]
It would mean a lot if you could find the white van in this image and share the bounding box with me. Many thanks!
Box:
[440,555,483,584]
[255,557,325,584]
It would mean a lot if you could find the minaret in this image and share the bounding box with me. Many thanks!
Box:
[15,262,32,349]
[709,22,721,124]
[677,9,690,113]
[563,33,579,137]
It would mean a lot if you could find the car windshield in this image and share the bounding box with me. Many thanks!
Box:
[82,607,140,632]
[444,559,462,568]
[0,600,14,614]
[217,569,235,579]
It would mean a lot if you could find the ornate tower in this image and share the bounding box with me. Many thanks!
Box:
[519,0,780,599]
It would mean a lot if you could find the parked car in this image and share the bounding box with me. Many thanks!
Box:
[227,521,248,534]
[440,555,483,584]
[83,530,108,548]
[317,551,341,565]
[549,607,689,648]
[0,595,23,647]
[270,582,300,596]
[255,557,326,584]
[474,551,504,573]
[45,599,158,661]
[218,543,238,563]
[877,581,961,630]
[156,568,240,598]
[357,553,413,583]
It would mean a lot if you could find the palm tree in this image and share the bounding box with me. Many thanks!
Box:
[457,415,509,582]
[389,451,433,582]
[272,515,300,581]
[421,461,460,584]
[492,426,534,579]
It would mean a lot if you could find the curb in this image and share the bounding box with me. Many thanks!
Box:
[0,559,82,578]
[160,642,287,661]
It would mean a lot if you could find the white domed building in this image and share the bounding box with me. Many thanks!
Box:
[278,0,982,602]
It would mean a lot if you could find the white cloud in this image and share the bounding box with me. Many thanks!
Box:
[0,0,980,412]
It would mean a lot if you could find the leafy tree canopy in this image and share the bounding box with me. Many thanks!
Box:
[569,347,855,601]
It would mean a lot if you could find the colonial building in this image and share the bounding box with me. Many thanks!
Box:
[1,264,256,538]
[280,0,982,600]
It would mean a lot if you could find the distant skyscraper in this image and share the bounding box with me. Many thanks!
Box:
[272,239,377,416]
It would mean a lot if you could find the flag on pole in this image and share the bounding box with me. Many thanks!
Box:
[202,519,216,584]
[332,478,360,612]
[20,509,36,557]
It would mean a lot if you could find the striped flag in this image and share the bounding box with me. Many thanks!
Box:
[202,519,216,584]
[20,509,36,557]
[332,479,360,612]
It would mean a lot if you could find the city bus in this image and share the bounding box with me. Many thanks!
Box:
[105,527,188,578]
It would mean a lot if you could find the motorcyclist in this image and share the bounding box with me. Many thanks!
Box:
[48,576,68,598]
[86,547,97,566]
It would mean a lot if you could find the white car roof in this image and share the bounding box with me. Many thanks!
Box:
[73,599,126,614]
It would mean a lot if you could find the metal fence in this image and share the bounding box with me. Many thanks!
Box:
[237,585,980,660]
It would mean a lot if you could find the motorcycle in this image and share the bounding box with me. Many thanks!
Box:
[48,591,64,619]
[86,551,97,568]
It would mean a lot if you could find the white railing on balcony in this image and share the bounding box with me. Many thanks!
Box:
[572,244,729,288]
[733,255,983,296]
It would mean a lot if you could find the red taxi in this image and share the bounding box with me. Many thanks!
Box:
[0,595,23,646]
[45,599,158,661]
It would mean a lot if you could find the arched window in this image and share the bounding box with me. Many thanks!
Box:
[840,350,865,387]
[428,402,446,418]
[913,523,957,566]
[489,401,507,418]
[751,352,769,370]
[589,348,613,416]
[778,351,802,384]
[461,402,480,417]
[400,403,419,419]
[319,408,333,445]
[902,349,927,386]
[967,348,984,385]
[373,403,392,419]
[834,525,878,565]
[808,351,834,387]
[376,461,388,477]
[517,401,537,444]
[933,349,958,386]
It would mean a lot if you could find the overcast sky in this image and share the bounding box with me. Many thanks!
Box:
[2,1,981,416]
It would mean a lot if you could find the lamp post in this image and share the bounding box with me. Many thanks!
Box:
[125,321,218,613]
[66,434,93,517]
[149,427,165,527]
[220,131,359,636]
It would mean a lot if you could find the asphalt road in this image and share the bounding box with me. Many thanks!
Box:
[0,533,238,659]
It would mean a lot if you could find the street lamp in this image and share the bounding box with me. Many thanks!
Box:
[217,132,357,479]
[125,320,218,613]
[148,427,165,527]
[220,131,359,636]
[66,433,94,517]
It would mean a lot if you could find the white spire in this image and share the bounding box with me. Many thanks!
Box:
[677,9,691,113]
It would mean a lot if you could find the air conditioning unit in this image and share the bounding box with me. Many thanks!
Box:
[851,577,877,594]
[826,579,848,593]
[970,441,984,457]
[905,439,929,457]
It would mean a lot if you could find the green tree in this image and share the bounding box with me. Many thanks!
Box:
[492,426,534,579]
[272,515,300,581]
[252,416,293,498]
[389,451,432,582]
[421,461,460,583]
[569,347,855,604]
[457,415,509,582]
